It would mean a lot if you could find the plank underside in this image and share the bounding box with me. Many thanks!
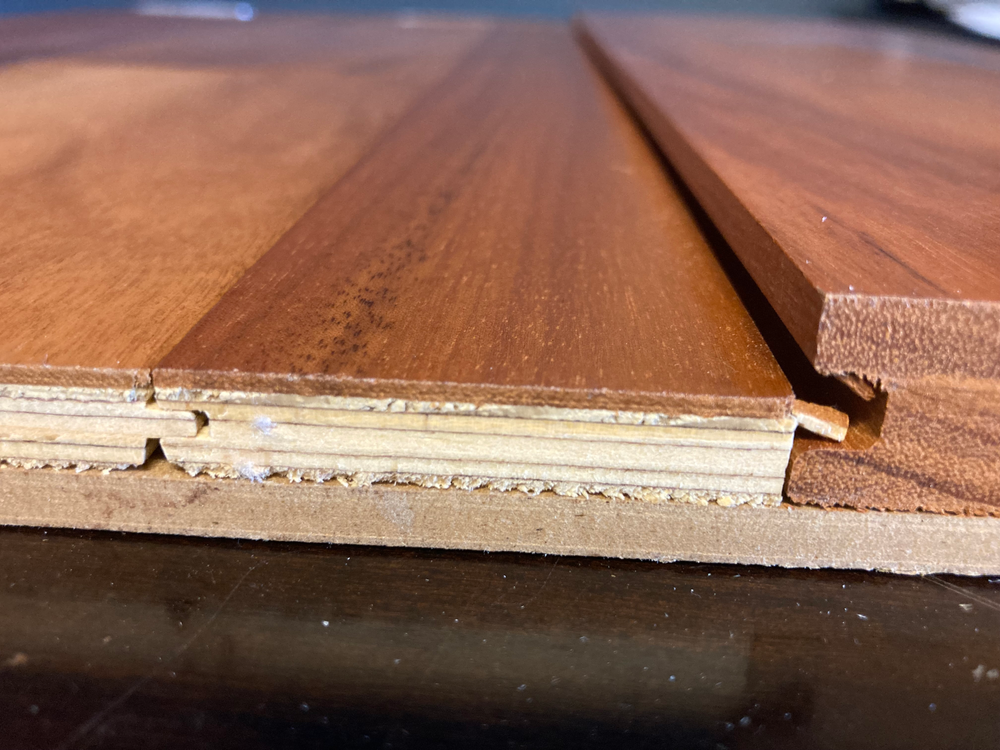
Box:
[2,459,998,575]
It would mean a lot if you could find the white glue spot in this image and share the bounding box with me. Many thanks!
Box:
[235,463,268,482]
[252,415,276,435]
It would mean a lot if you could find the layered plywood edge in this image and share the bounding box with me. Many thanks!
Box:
[151,391,797,506]
[0,383,197,470]
[1,15,996,575]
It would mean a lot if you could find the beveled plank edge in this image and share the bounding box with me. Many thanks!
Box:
[574,17,1000,385]
[1,459,997,575]
[573,17,827,365]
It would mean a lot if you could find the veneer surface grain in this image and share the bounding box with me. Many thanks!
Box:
[0,13,490,388]
[577,15,1000,385]
[0,12,489,467]
[156,23,792,417]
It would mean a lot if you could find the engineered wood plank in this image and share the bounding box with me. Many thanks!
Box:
[0,13,490,466]
[0,13,489,386]
[155,23,792,411]
[153,24,797,501]
[2,459,1000,575]
[578,15,1000,515]
[577,15,1000,385]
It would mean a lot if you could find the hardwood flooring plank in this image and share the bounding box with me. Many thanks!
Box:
[577,15,1000,384]
[0,13,490,387]
[156,23,792,416]
[578,15,1000,515]
[0,13,489,466]
[152,23,796,498]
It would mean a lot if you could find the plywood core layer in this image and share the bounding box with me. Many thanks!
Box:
[0,384,197,470]
[154,392,796,505]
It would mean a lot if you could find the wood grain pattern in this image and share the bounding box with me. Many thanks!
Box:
[155,24,792,420]
[2,458,999,574]
[578,15,1000,385]
[0,13,489,389]
[0,13,490,467]
[788,376,1000,515]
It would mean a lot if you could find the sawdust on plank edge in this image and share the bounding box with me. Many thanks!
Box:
[175,461,782,508]
[0,457,138,474]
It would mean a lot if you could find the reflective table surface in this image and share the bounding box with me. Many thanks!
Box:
[2,526,999,749]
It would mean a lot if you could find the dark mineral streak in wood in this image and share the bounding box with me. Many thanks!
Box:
[157,25,792,418]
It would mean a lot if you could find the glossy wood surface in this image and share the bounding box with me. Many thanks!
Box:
[156,24,792,417]
[3,527,1000,749]
[578,16,1000,384]
[0,14,488,388]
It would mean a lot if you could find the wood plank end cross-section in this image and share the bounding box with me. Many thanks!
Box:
[0,13,491,467]
[151,23,797,505]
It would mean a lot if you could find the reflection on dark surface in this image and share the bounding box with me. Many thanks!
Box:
[1,528,999,749]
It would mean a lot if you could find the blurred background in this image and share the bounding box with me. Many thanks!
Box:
[3,0,998,43]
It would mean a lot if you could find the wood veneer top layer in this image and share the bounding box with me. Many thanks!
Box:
[0,13,490,389]
[579,16,1000,384]
[156,24,793,418]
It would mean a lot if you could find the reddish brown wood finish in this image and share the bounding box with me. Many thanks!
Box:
[156,24,792,419]
[788,377,1000,515]
[578,15,1000,385]
[0,14,489,389]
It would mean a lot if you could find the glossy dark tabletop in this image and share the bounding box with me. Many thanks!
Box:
[2,527,1000,749]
